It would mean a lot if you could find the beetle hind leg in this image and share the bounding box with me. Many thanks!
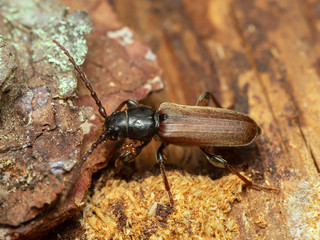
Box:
[201,148,279,192]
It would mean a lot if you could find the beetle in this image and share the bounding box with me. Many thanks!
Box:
[53,40,276,206]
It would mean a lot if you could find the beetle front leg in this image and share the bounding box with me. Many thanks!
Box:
[115,99,138,112]
[156,144,174,206]
[119,140,150,163]
[113,141,150,175]
[201,148,278,192]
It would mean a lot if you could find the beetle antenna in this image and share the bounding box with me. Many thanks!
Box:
[52,40,108,118]
[61,132,108,202]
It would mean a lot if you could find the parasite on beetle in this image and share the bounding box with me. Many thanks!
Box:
[53,40,277,206]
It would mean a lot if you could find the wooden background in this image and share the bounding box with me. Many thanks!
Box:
[53,0,320,239]
[113,1,320,239]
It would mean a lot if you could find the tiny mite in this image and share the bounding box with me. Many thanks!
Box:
[53,40,277,206]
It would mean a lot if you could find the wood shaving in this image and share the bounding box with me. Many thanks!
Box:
[81,170,245,239]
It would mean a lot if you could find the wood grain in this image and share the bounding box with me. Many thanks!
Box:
[41,0,320,239]
[111,0,320,239]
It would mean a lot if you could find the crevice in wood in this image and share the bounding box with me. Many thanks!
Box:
[229,2,289,154]
[310,146,320,173]
[296,121,319,173]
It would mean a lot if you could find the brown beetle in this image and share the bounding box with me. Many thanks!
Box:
[54,40,276,206]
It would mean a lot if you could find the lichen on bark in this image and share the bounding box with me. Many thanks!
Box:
[0,0,92,231]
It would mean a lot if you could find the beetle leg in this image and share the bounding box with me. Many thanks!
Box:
[115,99,138,112]
[112,140,150,176]
[119,141,150,163]
[201,148,279,192]
[156,144,174,206]
[197,91,222,108]
[113,158,125,176]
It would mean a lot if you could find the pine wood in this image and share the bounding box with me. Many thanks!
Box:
[110,0,320,239]
[44,0,320,239]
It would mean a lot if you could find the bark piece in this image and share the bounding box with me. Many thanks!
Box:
[0,0,163,239]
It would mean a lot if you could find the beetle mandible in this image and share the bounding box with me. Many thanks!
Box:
[53,40,276,206]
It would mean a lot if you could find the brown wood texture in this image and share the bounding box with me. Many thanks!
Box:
[110,0,320,239]
[38,0,320,239]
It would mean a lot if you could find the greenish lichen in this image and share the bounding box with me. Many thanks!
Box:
[56,72,78,98]
[43,10,92,98]
[1,0,66,28]
[46,11,92,66]
[0,35,17,94]
[1,0,92,98]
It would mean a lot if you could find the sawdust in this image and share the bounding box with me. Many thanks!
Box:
[81,170,245,239]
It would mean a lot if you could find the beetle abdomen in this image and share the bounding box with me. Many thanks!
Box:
[158,102,262,147]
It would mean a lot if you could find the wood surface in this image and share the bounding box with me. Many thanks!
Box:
[110,0,320,239]
[42,0,320,239]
